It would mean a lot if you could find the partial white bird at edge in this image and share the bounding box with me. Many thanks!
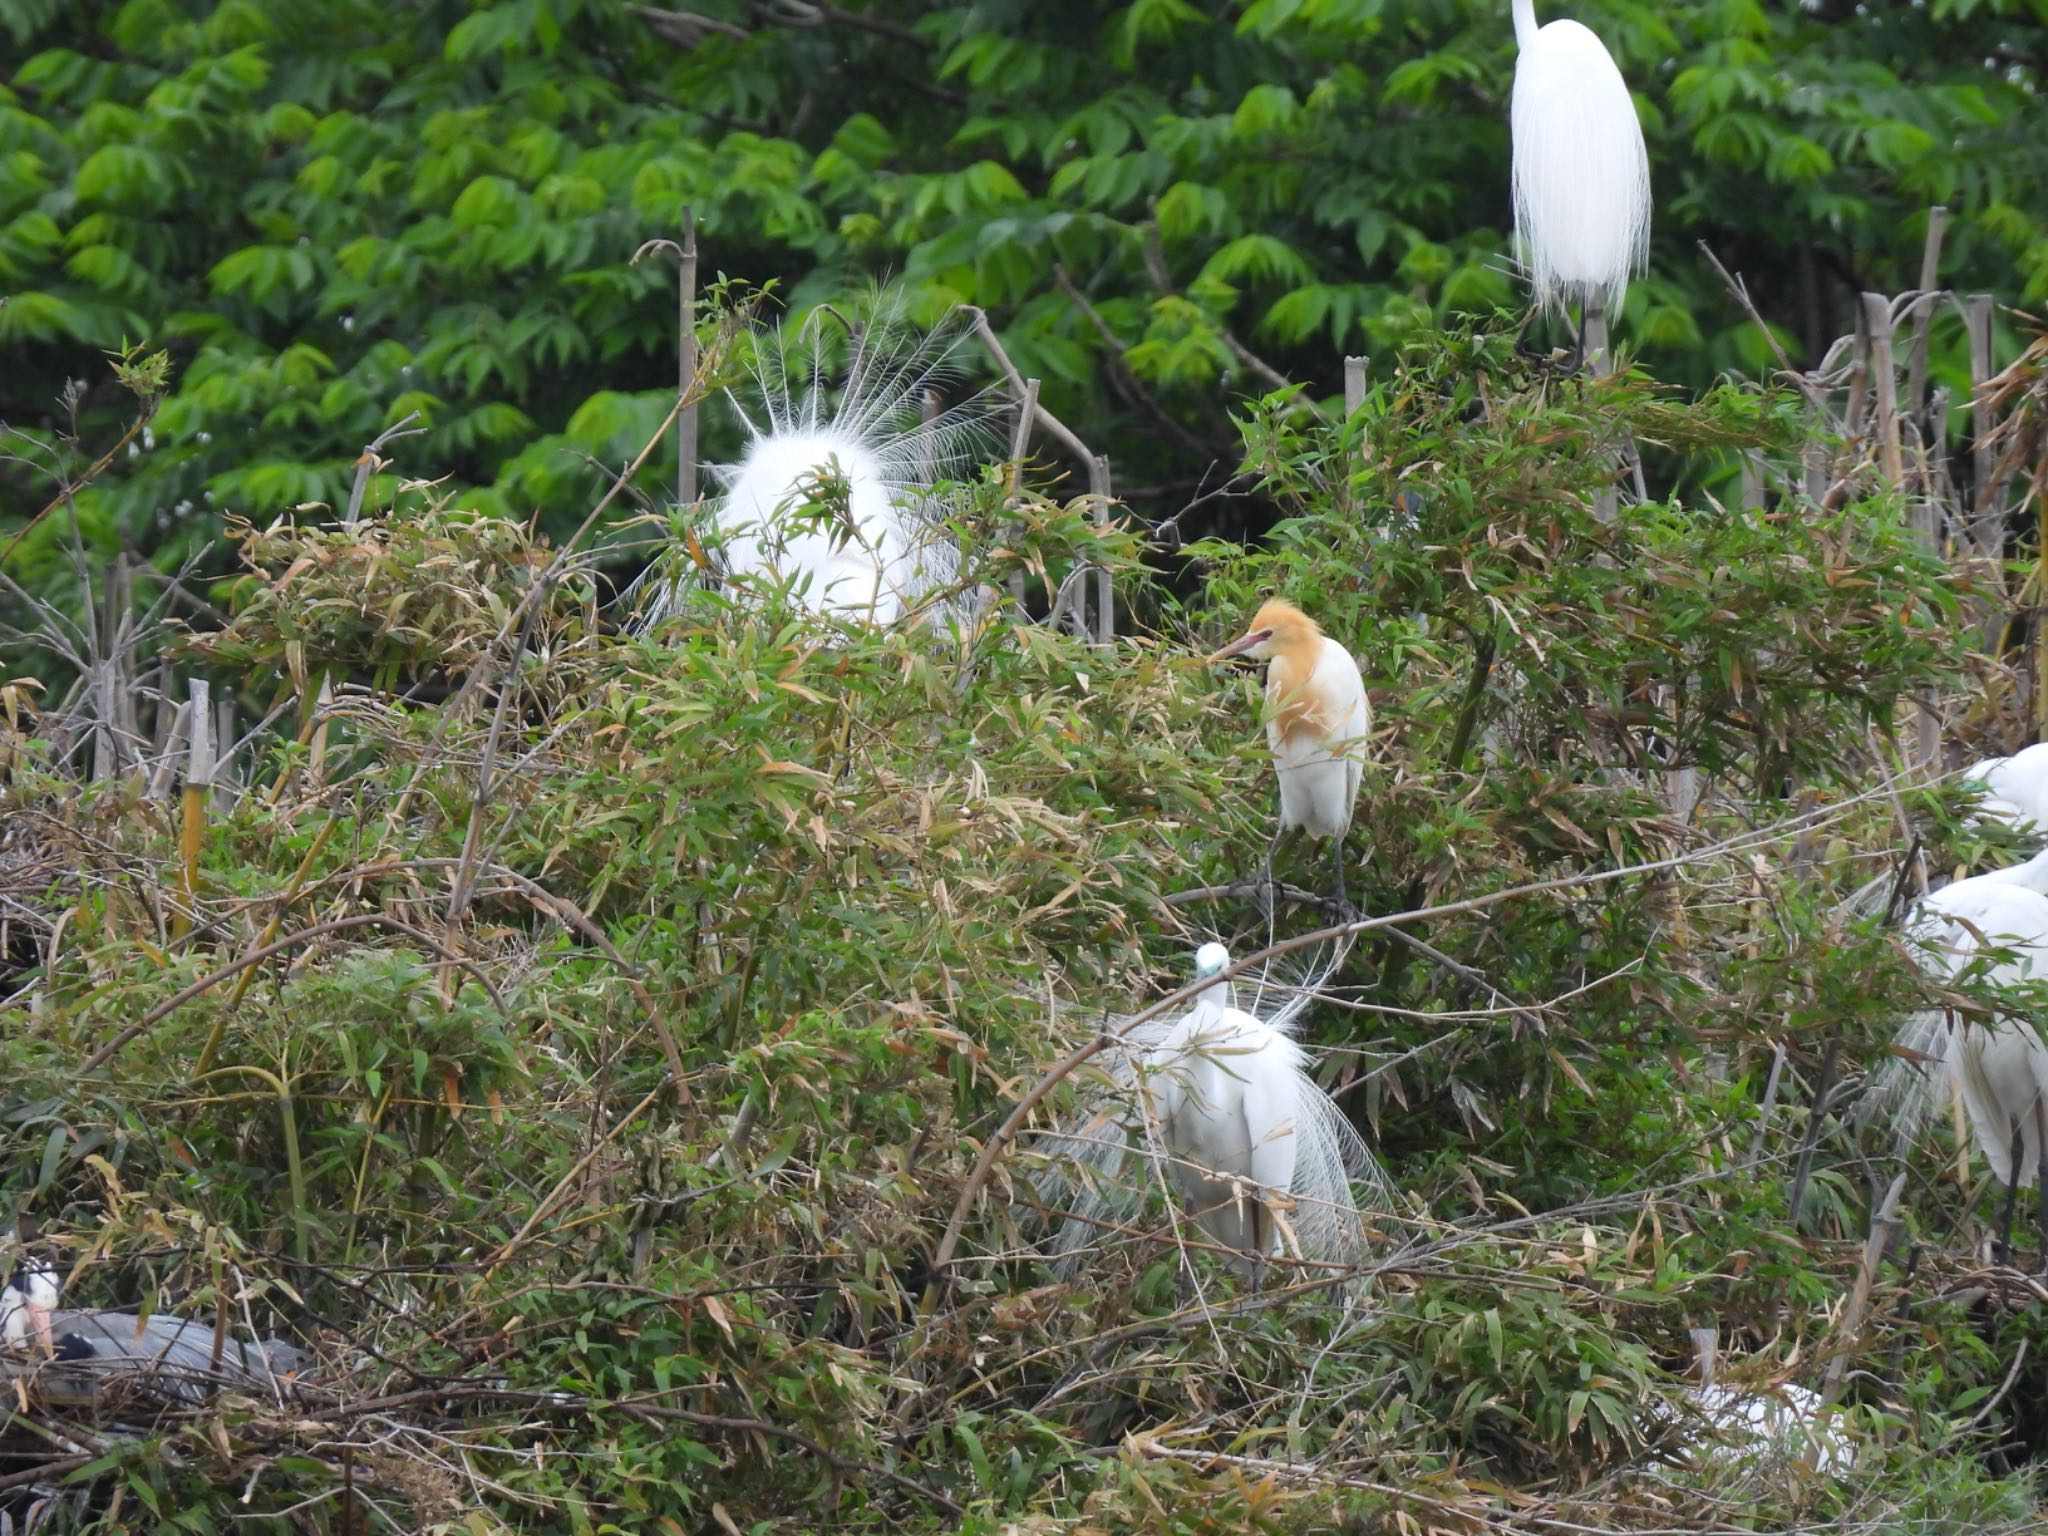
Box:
[1861,874,2048,1196]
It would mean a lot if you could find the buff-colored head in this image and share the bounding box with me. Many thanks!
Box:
[1206,598,1322,667]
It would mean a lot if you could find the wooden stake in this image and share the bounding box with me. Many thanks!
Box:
[1862,292,1907,495]
[1088,453,1113,647]
[678,206,699,511]
[1004,378,1039,607]
[1342,356,1367,418]
[1904,205,1947,426]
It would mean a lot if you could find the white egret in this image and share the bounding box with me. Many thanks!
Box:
[1039,942,1392,1293]
[1208,599,1371,915]
[635,298,999,629]
[1962,744,2048,837]
[1509,0,1652,323]
[2,1247,308,1404]
[1869,876,2048,1259]
[1684,1382,1853,1477]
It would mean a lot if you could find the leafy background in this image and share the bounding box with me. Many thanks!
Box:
[4,0,2046,568]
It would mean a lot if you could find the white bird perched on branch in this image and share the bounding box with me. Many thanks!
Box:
[1038,942,1392,1293]
[1,1246,309,1405]
[1867,875,2048,1259]
[1208,598,1371,916]
[1509,0,1652,322]
[1961,744,2048,837]
[634,296,1001,629]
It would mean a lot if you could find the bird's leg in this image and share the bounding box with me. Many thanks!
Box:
[1998,1118,2025,1265]
[2034,1099,2048,1272]
[1328,836,1356,924]
[1562,301,1587,375]
[1256,821,1291,919]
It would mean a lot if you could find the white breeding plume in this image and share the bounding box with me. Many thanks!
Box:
[634,296,1001,629]
[1509,0,1652,318]
[1034,941,1392,1292]
[1961,744,2048,836]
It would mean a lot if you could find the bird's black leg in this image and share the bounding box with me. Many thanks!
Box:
[1562,303,1587,375]
[1998,1118,2025,1265]
[1257,820,1290,919]
[2033,1102,2048,1272]
[1328,836,1356,924]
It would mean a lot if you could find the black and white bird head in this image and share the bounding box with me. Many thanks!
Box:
[1,1248,61,1355]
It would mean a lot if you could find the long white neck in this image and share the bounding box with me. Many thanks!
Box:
[1512,0,1539,50]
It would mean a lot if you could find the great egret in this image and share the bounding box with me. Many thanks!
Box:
[1684,1383,1853,1477]
[2,1248,309,1404]
[1869,876,2048,1259]
[1208,599,1370,915]
[1039,942,1391,1293]
[1961,744,2048,837]
[1509,0,1652,323]
[634,299,999,629]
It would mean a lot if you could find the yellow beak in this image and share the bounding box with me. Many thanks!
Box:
[1205,628,1271,665]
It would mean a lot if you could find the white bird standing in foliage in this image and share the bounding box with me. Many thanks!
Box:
[1962,744,2048,837]
[1872,876,2048,1259]
[1041,943,1391,1292]
[1,1246,308,1404]
[1509,0,1652,322]
[1209,599,1371,916]
[636,300,997,629]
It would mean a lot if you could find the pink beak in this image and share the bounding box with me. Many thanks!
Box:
[1205,628,1272,665]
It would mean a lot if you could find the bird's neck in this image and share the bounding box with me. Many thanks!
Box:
[1511,0,1538,50]
[1264,636,1329,739]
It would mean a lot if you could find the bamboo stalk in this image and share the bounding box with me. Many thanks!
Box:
[1343,356,1367,417]
[174,679,213,941]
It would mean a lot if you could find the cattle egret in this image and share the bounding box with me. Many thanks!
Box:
[1962,744,2048,837]
[1039,943,1391,1294]
[635,299,998,629]
[1,1247,308,1403]
[1208,599,1371,915]
[1868,876,2048,1260]
[1509,0,1652,323]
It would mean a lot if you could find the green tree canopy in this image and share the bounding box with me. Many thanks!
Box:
[3,0,2046,571]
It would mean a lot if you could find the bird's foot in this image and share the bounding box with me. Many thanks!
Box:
[1252,877,1280,921]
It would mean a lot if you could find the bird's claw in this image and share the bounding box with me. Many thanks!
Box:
[1252,877,1279,921]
